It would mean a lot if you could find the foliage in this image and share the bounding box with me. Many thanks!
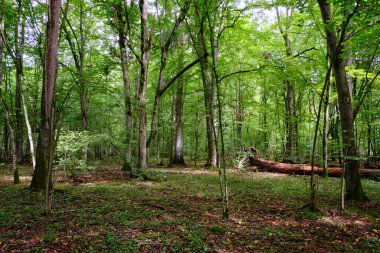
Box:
[56,131,91,176]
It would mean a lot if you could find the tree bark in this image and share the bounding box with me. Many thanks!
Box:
[276,7,296,160]
[15,0,24,163]
[171,35,186,165]
[146,2,190,151]
[249,157,380,179]
[322,75,331,177]
[137,0,152,170]
[79,0,87,161]
[21,88,36,170]
[236,79,243,149]
[317,0,366,200]
[30,0,61,190]
[193,7,218,168]
[116,5,132,171]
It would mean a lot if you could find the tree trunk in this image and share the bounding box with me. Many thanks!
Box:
[317,0,366,200]
[79,1,87,161]
[276,7,296,161]
[171,36,186,165]
[21,89,36,170]
[285,80,295,159]
[193,7,218,168]
[146,2,189,152]
[236,79,243,149]
[137,0,152,171]
[322,66,331,177]
[194,100,200,166]
[249,157,380,179]
[15,0,24,163]
[200,56,218,168]
[117,12,132,170]
[30,0,61,191]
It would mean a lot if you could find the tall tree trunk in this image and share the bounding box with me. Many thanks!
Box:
[117,10,132,171]
[171,36,186,165]
[30,0,61,192]
[79,0,87,161]
[322,75,331,177]
[2,121,9,160]
[194,99,200,166]
[146,2,190,151]
[200,56,218,167]
[236,79,243,149]
[262,86,268,151]
[276,7,296,161]
[15,0,24,163]
[137,0,152,171]
[317,0,366,200]
[21,88,36,170]
[193,7,217,168]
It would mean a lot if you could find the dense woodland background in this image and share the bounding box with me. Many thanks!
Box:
[0,0,380,252]
[1,0,380,199]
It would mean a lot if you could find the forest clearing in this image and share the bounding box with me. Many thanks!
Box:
[0,163,379,252]
[1,0,380,252]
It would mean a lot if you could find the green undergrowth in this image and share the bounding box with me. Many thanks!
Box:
[0,167,379,252]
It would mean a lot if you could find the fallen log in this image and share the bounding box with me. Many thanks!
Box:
[248,157,380,180]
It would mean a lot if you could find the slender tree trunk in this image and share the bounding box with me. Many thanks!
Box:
[200,56,218,168]
[146,3,189,153]
[30,0,61,193]
[322,66,331,177]
[2,121,8,160]
[79,1,88,161]
[366,120,372,167]
[317,0,366,200]
[236,79,243,149]
[171,35,186,165]
[21,89,35,170]
[117,13,132,170]
[137,0,152,171]
[194,100,200,166]
[15,0,24,163]
[285,80,295,159]
[276,7,296,161]
[2,108,18,184]
[262,87,268,151]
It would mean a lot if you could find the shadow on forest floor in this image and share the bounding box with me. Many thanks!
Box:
[0,163,379,252]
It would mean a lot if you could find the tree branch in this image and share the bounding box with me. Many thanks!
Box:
[159,55,205,96]
[219,66,267,83]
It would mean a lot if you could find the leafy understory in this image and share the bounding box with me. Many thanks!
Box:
[0,165,379,252]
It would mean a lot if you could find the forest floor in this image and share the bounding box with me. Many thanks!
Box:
[0,162,379,252]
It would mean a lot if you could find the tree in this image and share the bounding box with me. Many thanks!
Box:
[114,1,133,171]
[30,0,61,194]
[136,0,152,170]
[171,34,186,165]
[15,0,24,163]
[62,0,89,161]
[317,0,366,200]
[275,6,296,161]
